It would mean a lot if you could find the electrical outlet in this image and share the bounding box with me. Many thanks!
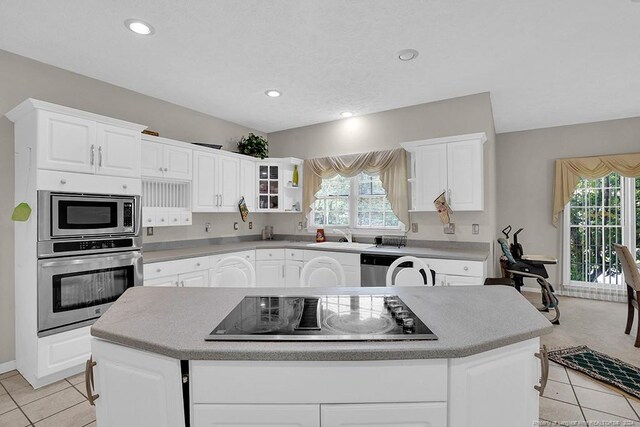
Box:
[205,222,212,233]
[146,227,154,236]
[298,221,303,231]
[411,223,418,233]
[234,222,239,231]
[249,222,253,230]
[472,224,480,234]
[444,223,455,234]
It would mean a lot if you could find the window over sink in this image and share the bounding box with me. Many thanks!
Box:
[311,173,401,230]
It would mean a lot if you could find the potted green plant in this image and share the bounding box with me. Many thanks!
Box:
[237,133,268,159]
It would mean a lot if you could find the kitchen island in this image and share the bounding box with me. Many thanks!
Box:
[89,286,552,427]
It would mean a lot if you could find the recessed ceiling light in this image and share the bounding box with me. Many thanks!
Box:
[340,112,354,118]
[265,90,281,97]
[125,19,155,35]
[397,49,419,61]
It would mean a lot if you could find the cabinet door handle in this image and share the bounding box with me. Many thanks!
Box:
[535,345,549,396]
[282,265,285,278]
[98,146,103,167]
[159,167,164,172]
[447,189,451,204]
[164,167,168,172]
[90,145,95,166]
[85,356,99,406]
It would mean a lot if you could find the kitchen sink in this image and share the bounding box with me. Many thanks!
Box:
[306,242,375,250]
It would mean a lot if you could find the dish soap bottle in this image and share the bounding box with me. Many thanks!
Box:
[292,165,299,187]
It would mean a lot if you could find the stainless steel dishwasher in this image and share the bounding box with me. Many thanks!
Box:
[360,253,435,287]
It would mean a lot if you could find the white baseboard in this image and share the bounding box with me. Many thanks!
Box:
[0,360,17,374]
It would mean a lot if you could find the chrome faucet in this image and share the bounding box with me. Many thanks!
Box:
[333,229,352,243]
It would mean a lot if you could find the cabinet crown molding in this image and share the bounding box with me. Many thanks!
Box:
[400,132,487,151]
[5,98,147,131]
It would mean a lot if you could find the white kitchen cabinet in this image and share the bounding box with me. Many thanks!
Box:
[256,260,286,287]
[37,326,91,379]
[37,110,97,174]
[91,339,185,427]
[96,123,141,178]
[448,339,540,427]
[144,275,179,287]
[210,251,256,287]
[447,138,484,211]
[240,158,256,211]
[193,404,319,427]
[141,137,192,180]
[321,402,447,427]
[35,109,144,178]
[179,270,209,288]
[402,132,486,212]
[193,150,241,213]
[218,155,240,212]
[445,274,484,286]
[285,260,304,287]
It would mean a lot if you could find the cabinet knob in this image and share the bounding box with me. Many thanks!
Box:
[269,253,272,257]
[161,218,165,222]
[464,266,469,271]
[185,218,190,222]
[196,263,201,267]
[60,179,67,185]
[156,268,161,273]
[174,218,178,222]
[164,167,168,172]
[159,167,164,171]
[122,184,128,190]
[147,218,152,222]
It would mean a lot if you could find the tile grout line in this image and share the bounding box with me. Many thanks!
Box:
[0,382,35,427]
[8,383,74,408]
[565,367,588,423]
[29,398,90,426]
[626,397,640,421]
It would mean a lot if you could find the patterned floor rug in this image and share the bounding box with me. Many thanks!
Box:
[548,345,640,399]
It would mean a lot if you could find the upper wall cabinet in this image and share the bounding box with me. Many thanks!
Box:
[6,99,146,179]
[256,158,303,213]
[401,132,487,212]
[193,149,249,213]
[141,135,192,180]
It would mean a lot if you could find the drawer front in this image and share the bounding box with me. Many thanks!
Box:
[420,257,485,277]
[285,248,303,261]
[191,359,447,404]
[218,250,256,263]
[303,250,360,266]
[256,249,285,261]
[145,256,211,280]
[38,326,91,377]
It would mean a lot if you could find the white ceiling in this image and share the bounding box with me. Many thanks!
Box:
[1,1,640,134]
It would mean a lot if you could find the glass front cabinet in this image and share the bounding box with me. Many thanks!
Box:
[256,158,303,213]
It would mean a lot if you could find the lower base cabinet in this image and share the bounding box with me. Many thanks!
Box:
[194,404,319,427]
[193,402,446,427]
[91,337,541,427]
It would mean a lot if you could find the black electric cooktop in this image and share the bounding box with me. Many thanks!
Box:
[206,295,437,341]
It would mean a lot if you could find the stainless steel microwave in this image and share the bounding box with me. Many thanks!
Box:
[38,191,140,240]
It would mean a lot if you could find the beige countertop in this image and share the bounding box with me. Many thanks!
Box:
[91,286,552,361]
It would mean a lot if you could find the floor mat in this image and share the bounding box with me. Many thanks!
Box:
[548,345,640,399]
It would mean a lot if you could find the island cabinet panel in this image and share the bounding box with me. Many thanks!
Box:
[91,339,185,427]
[320,402,447,427]
[448,338,540,427]
[193,404,320,427]
[190,360,447,404]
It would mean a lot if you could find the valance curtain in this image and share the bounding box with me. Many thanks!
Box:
[552,152,640,225]
[303,148,409,228]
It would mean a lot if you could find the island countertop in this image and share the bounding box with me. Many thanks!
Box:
[91,286,552,361]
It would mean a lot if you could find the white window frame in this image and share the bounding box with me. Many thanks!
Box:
[562,175,636,297]
[308,174,404,233]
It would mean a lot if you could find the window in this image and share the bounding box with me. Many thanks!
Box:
[564,173,639,295]
[311,173,401,230]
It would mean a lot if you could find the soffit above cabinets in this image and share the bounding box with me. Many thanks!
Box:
[2,1,640,133]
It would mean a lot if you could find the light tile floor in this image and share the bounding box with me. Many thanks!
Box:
[0,370,94,427]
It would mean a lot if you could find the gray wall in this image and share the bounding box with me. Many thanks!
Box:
[0,49,263,365]
[496,117,640,289]
[267,92,498,245]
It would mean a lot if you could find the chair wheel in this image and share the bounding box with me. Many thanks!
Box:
[552,320,560,325]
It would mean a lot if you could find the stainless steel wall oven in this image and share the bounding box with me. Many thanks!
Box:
[36,191,143,336]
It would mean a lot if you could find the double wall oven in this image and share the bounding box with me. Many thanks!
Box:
[37,191,142,336]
